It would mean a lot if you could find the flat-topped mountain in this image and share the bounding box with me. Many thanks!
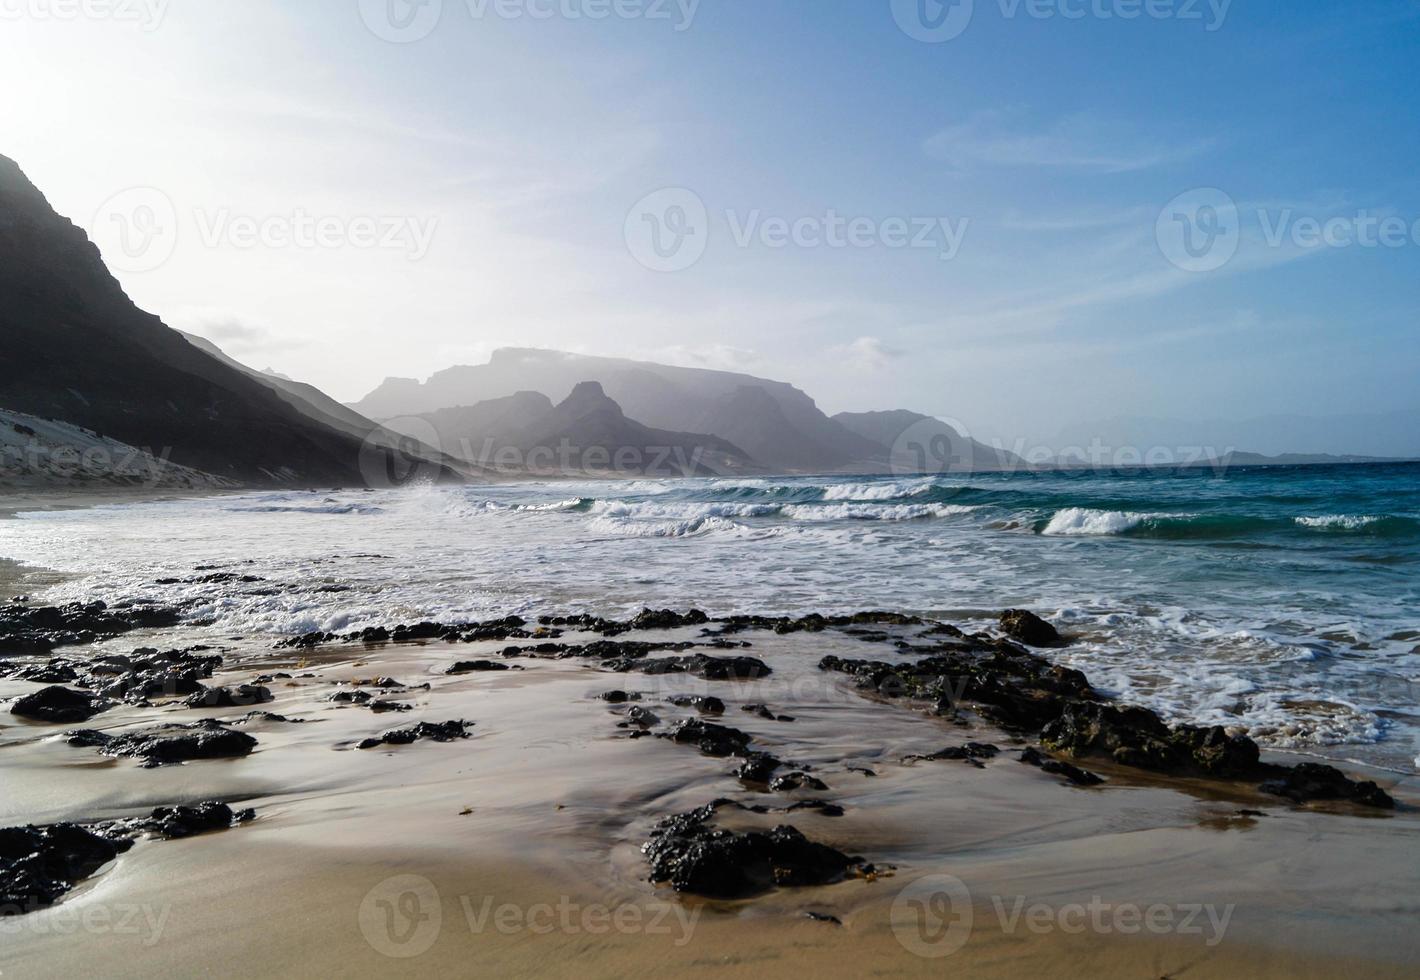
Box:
[0,154,459,487]
[387,382,756,477]
[353,348,882,473]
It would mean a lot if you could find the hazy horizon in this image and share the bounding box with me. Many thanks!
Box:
[4,1,1418,455]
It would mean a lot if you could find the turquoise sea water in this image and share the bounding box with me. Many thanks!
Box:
[4,462,1418,770]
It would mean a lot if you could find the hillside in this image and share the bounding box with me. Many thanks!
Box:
[833,410,1027,472]
[0,154,459,487]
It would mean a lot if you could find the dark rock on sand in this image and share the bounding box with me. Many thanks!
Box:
[629,608,710,632]
[0,601,182,654]
[1,660,80,683]
[356,720,474,750]
[1259,763,1395,809]
[86,647,225,703]
[662,719,754,757]
[711,611,923,637]
[234,710,304,724]
[736,754,785,784]
[447,660,521,674]
[623,706,661,728]
[999,609,1064,647]
[599,690,641,703]
[905,742,1000,767]
[668,694,725,714]
[643,800,868,899]
[1040,702,1259,776]
[2,802,255,916]
[184,684,273,709]
[66,720,257,767]
[770,772,830,793]
[785,800,846,817]
[819,646,1094,732]
[11,686,112,723]
[609,653,772,681]
[0,823,129,914]
[328,690,376,705]
[1019,746,1104,786]
[105,802,256,840]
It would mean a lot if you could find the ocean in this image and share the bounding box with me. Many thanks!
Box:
[3,461,1417,772]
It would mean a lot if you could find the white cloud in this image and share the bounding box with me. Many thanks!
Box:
[924,110,1211,174]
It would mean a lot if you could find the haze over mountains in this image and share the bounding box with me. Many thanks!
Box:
[355,348,1023,476]
[0,154,458,488]
[2,153,1407,490]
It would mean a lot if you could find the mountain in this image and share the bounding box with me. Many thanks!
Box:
[352,348,881,473]
[179,331,393,440]
[387,383,756,477]
[833,410,1027,472]
[391,390,556,460]
[0,154,460,488]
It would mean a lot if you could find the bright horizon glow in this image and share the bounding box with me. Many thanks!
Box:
[2,1,1418,454]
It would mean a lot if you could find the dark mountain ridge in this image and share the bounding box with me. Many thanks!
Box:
[0,154,458,487]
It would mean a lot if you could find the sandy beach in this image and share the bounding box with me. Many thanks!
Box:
[3,611,1415,979]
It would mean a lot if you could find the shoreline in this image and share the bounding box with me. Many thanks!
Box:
[2,609,1416,976]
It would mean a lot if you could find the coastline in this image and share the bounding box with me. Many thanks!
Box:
[2,613,1415,977]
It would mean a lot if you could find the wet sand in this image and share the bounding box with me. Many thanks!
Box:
[2,625,1416,978]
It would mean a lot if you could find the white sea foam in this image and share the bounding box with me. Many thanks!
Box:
[588,500,781,520]
[1295,515,1381,530]
[820,480,934,501]
[782,502,978,522]
[1040,508,1176,536]
[585,513,744,539]
[513,497,587,513]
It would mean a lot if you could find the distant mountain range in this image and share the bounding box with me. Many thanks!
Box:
[386,382,756,477]
[5,152,1403,489]
[355,349,1023,476]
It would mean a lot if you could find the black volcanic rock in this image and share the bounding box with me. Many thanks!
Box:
[0,823,128,914]
[1259,763,1394,809]
[11,686,112,723]
[643,801,867,898]
[66,720,257,767]
[999,609,1064,647]
[184,685,273,709]
[0,601,181,654]
[355,720,474,749]
[0,154,459,487]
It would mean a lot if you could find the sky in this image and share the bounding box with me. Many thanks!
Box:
[2,0,1419,454]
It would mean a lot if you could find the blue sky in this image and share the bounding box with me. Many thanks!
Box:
[3,0,1418,452]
